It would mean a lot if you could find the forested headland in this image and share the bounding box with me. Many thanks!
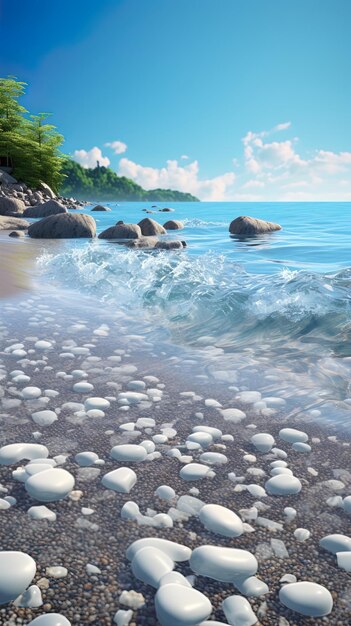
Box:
[0,77,198,201]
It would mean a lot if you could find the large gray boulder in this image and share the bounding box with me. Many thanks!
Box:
[229,215,282,235]
[23,199,67,218]
[98,223,142,239]
[38,181,56,198]
[0,216,29,230]
[0,170,18,184]
[0,197,25,216]
[91,204,111,212]
[163,220,184,230]
[28,213,96,239]
[138,218,166,236]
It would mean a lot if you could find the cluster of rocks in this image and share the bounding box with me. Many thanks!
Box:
[0,170,84,215]
[98,217,185,250]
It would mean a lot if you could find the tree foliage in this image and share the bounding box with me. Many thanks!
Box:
[61,160,199,202]
[0,76,65,191]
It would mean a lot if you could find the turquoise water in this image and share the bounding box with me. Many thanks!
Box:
[33,201,351,428]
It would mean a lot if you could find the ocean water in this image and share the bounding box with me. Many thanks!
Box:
[14,201,351,429]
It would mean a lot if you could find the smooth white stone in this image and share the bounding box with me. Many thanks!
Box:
[155,485,176,500]
[320,534,351,554]
[22,386,42,399]
[86,564,101,575]
[73,381,94,393]
[0,551,36,604]
[193,426,222,440]
[190,546,257,581]
[246,484,266,498]
[251,433,275,453]
[280,574,297,584]
[102,467,137,493]
[0,499,11,510]
[180,463,211,481]
[71,370,88,378]
[28,614,71,625]
[222,595,257,626]
[14,584,42,608]
[0,443,48,465]
[110,444,147,463]
[84,397,110,411]
[25,469,75,502]
[34,341,52,350]
[284,507,297,521]
[46,566,68,578]
[126,538,191,562]
[271,460,288,468]
[153,514,173,528]
[236,391,261,404]
[119,391,148,405]
[343,496,351,513]
[200,452,228,465]
[159,572,192,587]
[113,609,133,626]
[220,408,246,423]
[292,442,311,453]
[177,495,205,516]
[279,581,333,616]
[31,410,58,427]
[294,528,310,542]
[13,374,31,384]
[127,380,146,391]
[75,451,99,467]
[131,547,174,588]
[155,583,212,626]
[279,428,308,444]
[270,467,293,477]
[265,475,302,496]
[27,506,56,521]
[136,417,155,428]
[187,432,213,448]
[153,434,168,444]
[234,576,269,597]
[336,551,351,571]
[199,504,243,537]
[121,501,141,520]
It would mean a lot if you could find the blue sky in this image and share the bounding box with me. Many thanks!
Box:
[1,0,350,200]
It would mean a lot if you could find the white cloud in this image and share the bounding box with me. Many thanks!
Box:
[181,154,189,160]
[73,147,110,168]
[118,158,235,201]
[105,140,127,154]
[274,121,291,132]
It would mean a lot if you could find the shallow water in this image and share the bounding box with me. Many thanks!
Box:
[16,201,350,431]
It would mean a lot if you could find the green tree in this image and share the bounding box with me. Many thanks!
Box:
[0,76,65,191]
[0,76,27,169]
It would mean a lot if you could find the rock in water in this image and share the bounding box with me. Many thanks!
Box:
[23,200,67,218]
[28,213,96,238]
[0,197,25,216]
[155,240,186,250]
[125,237,159,248]
[229,215,281,236]
[279,581,333,616]
[0,551,36,604]
[91,204,111,211]
[98,223,142,239]
[155,583,212,626]
[138,217,166,236]
[163,220,184,230]
[0,216,29,230]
